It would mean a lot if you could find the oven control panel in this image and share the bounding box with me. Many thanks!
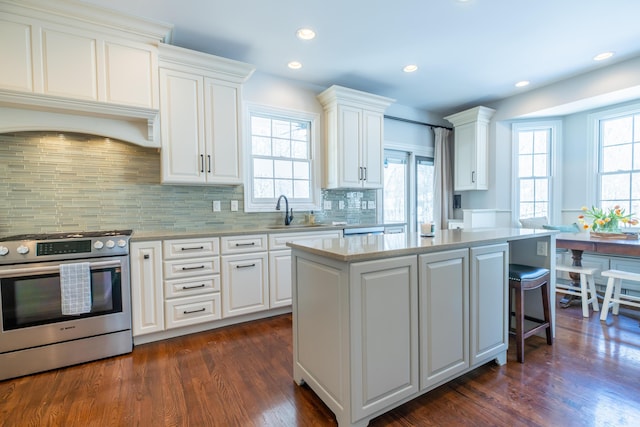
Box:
[37,240,92,256]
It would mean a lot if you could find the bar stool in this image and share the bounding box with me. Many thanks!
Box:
[555,264,600,317]
[508,264,553,363]
[600,270,640,321]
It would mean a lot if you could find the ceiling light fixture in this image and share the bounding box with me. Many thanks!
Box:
[593,51,614,61]
[515,80,530,88]
[403,64,418,73]
[296,28,316,41]
[288,61,302,70]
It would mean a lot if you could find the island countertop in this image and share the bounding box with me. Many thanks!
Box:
[287,227,558,262]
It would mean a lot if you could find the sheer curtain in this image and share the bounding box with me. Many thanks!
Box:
[433,127,453,230]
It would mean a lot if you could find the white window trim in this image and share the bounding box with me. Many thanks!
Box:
[587,101,640,208]
[243,102,321,213]
[511,120,562,224]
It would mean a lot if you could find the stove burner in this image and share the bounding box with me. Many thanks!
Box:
[0,230,133,242]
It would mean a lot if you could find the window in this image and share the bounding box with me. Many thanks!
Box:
[512,121,560,223]
[244,104,320,212]
[383,150,408,224]
[416,156,435,230]
[596,109,640,215]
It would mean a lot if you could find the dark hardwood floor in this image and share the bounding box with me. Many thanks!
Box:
[2,304,640,427]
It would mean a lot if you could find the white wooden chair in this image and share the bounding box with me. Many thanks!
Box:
[555,264,600,317]
[600,270,640,321]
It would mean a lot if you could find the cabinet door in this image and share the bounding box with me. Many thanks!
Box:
[0,18,34,92]
[104,41,157,108]
[418,249,469,390]
[337,104,363,187]
[204,78,242,183]
[361,110,384,189]
[159,68,206,184]
[350,256,419,421]
[130,241,164,336]
[469,243,509,365]
[40,27,98,100]
[269,250,292,308]
[221,252,269,317]
[453,122,476,191]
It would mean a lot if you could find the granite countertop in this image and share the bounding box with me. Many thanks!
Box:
[287,227,559,262]
[130,223,383,242]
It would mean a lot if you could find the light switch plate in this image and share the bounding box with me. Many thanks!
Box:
[213,200,221,212]
[231,200,238,211]
[323,200,332,210]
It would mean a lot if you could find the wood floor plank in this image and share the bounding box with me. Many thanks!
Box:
[1,306,640,426]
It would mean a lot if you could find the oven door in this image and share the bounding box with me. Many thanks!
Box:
[0,257,131,353]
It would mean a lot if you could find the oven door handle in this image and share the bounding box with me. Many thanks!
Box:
[0,260,121,278]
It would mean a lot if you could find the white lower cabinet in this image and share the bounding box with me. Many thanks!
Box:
[350,256,419,421]
[162,237,221,330]
[470,243,509,365]
[221,234,269,318]
[418,249,469,389]
[130,241,164,336]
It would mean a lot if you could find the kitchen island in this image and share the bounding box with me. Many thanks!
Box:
[288,228,556,427]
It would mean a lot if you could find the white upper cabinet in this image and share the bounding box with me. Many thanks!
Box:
[445,106,495,191]
[0,0,171,147]
[158,44,254,185]
[317,85,394,189]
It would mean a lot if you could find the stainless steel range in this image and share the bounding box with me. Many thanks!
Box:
[0,230,133,381]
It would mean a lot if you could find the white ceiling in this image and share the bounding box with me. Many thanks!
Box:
[82,0,640,116]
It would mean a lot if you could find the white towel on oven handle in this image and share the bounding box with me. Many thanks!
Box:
[60,262,92,315]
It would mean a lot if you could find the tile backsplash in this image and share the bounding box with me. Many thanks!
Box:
[0,132,378,235]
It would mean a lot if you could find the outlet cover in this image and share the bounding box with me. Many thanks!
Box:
[368,201,376,209]
[339,200,345,210]
[213,200,221,212]
[536,241,548,256]
[231,200,238,211]
[323,200,332,210]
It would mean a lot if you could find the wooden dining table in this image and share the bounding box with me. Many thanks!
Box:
[556,231,640,306]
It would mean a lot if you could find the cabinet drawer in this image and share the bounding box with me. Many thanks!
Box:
[268,231,342,250]
[220,234,267,254]
[164,275,220,299]
[163,237,219,259]
[165,293,221,329]
[163,257,220,279]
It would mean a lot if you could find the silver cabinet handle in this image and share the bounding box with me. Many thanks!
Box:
[207,155,212,173]
[182,283,206,290]
[180,246,204,251]
[236,263,256,269]
[364,167,367,181]
[235,242,256,247]
[472,171,476,183]
[181,265,205,271]
[200,154,204,173]
[183,308,206,315]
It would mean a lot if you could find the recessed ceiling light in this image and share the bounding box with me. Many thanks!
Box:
[403,64,418,73]
[288,61,302,70]
[515,80,530,88]
[593,51,614,61]
[296,28,316,40]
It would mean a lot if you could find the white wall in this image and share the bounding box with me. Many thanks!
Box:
[458,55,640,226]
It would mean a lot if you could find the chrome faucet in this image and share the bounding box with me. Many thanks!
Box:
[276,194,294,225]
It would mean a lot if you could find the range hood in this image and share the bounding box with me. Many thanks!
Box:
[0,89,160,147]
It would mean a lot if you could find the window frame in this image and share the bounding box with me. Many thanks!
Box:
[511,120,562,224]
[243,103,321,213]
[588,102,640,213]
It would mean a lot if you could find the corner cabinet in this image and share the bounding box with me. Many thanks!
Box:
[444,106,495,191]
[158,44,255,185]
[317,85,394,189]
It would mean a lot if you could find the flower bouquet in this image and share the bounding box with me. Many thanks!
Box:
[578,205,639,239]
